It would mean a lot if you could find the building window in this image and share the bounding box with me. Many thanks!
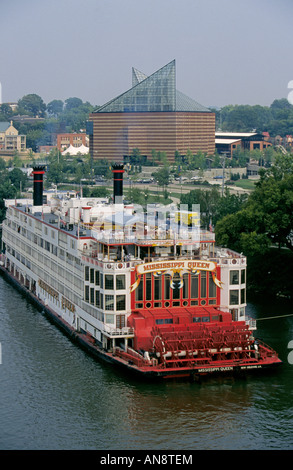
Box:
[95,270,100,286]
[230,270,239,285]
[241,288,246,304]
[105,274,114,290]
[230,290,239,305]
[90,268,95,284]
[85,266,89,281]
[116,295,126,311]
[241,269,246,284]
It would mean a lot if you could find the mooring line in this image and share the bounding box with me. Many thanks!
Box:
[256,313,293,321]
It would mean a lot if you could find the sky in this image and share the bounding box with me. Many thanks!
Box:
[1,0,293,108]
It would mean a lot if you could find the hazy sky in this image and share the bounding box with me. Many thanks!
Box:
[1,0,293,108]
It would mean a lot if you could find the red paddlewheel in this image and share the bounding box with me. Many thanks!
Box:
[150,322,258,368]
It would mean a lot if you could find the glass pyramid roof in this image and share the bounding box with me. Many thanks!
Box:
[95,60,210,113]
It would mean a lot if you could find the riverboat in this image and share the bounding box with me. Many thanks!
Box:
[0,164,282,380]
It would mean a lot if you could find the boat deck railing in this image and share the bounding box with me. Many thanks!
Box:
[245,317,257,330]
[104,325,135,338]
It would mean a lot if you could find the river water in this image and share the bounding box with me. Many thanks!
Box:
[0,275,292,451]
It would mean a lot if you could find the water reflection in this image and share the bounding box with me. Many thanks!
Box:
[0,278,292,450]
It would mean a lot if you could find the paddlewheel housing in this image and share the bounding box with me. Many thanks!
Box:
[151,321,255,368]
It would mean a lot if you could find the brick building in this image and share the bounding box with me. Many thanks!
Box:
[57,133,88,152]
[87,60,215,163]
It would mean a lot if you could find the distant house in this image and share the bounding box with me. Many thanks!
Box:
[0,121,26,152]
[214,138,242,158]
[215,131,272,155]
[56,133,88,151]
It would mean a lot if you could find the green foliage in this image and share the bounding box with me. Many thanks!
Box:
[0,166,28,222]
[180,187,247,229]
[47,100,64,116]
[17,94,47,117]
[213,98,293,136]
[215,153,293,253]
[153,166,170,188]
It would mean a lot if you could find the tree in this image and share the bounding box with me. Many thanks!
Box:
[64,97,83,111]
[0,103,13,120]
[215,153,293,253]
[17,94,46,117]
[47,100,64,116]
[154,166,169,190]
[8,168,28,192]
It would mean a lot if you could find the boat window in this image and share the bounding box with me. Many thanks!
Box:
[105,294,114,310]
[95,270,100,286]
[135,277,143,301]
[146,273,152,300]
[90,287,95,304]
[116,294,126,311]
[193,316,210,323]
[229,289,239,305]
[183,273,189,299]
[191,274,198,298]
[85,285,89,302]
[154,276,162,300]
[200,272,207,298]
[105,314,114,324]
[208,272,216,298]
[230,270,239,285]
[116,274,125,290]
[155,318,173,325]
[105,274,114,290]
[193,316,201,323]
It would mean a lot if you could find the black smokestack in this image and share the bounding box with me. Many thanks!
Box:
[112,163,124,204]
[32,166,45,206]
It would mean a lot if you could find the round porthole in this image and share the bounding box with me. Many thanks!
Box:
[201,300,206,306]
[165,301,170,307]
[146,302,152,308]
[183,301,188,307]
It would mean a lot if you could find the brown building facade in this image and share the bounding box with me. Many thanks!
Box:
[57,133,88,151]
[89,111,215,162]
[88,61,215,163]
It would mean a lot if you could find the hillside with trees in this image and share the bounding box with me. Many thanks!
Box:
[1,94,293,153]
[0,94,98,152]
[211,98,293,136]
